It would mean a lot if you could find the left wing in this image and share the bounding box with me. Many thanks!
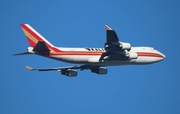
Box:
[25,65,79,71]
[25,65,107,76]
[25,65,82,77]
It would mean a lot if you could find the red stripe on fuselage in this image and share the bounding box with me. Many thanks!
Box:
[39,51,164,58]
[137,52,164,58]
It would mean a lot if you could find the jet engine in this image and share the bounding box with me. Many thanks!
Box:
[105,42,131,50]
[60,69,78,77]
[119,42,131,50]
[125,52,138,59]
[91,67,108,75]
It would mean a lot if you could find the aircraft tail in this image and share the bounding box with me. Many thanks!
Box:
[20,24,61,53]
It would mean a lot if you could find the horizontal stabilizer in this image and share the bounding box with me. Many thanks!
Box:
[25,66,33,70]
[13,52,32,56]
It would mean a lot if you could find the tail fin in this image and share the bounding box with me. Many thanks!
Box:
[20,24,54,47]
[20,24,61,53]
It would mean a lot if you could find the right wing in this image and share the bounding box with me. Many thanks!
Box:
[104,25,123,52]
[100,25,132,61]
[104,25,131,51]
[104,25,119,43]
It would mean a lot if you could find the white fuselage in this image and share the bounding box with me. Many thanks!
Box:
[35,46,165,67]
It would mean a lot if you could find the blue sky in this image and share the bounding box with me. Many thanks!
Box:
[1,0,180,114]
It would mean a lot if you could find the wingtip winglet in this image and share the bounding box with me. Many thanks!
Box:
[104,25,112,30]
[25,66,33,70]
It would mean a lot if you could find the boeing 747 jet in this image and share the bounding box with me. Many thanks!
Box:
[14,24,165,77]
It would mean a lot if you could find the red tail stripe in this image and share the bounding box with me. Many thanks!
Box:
[26,36,37,47]
[21,24,42,42]
[21,24,62,52]
[21,24,53,49]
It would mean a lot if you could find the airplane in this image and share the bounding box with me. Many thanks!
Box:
[14,24,165,77]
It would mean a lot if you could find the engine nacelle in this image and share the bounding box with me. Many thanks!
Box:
[105,42,131,50]
[60,70,78,77]
[126,52,138,59]
[119,42,131,50]
[91,67,108,75]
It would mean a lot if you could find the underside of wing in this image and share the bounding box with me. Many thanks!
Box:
[102,25,136,61]
[25,65,78,71]
[104,25,119,43]
[25,65,108,77]
[104,25,131,51]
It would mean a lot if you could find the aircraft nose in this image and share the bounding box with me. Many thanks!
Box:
[158,51,166,61]
[161,53,166,59]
